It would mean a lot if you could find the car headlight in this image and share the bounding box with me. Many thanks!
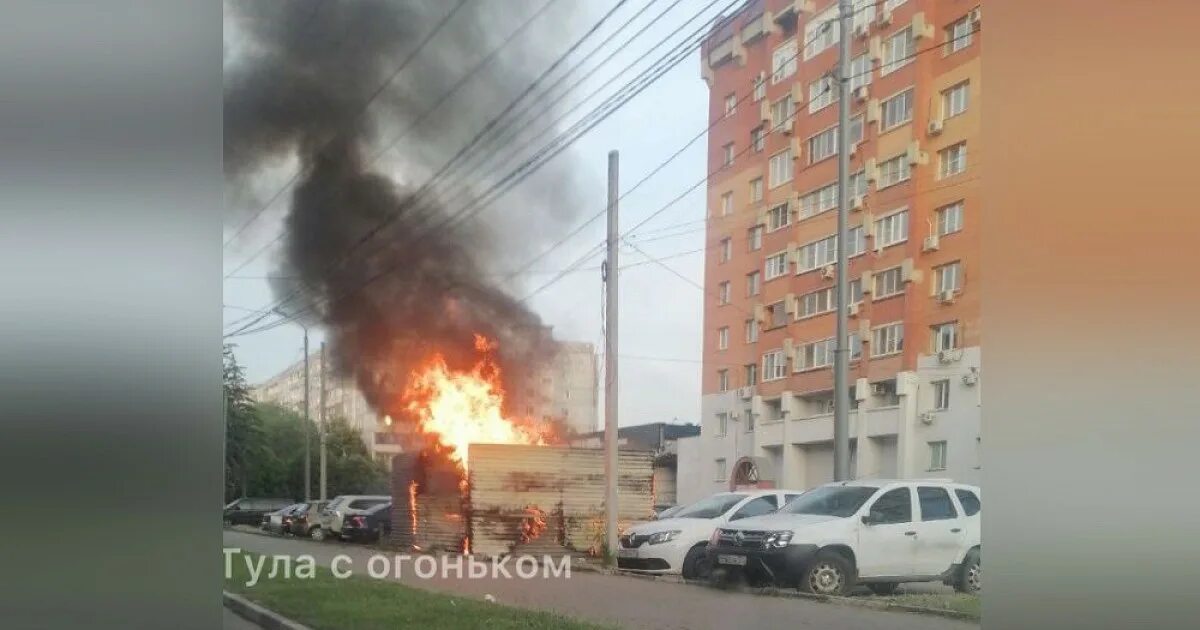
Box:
[762,531,793,548]
[647,530,681,545]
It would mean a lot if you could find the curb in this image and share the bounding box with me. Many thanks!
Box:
[223,591,313,630]
[746,586,978,622]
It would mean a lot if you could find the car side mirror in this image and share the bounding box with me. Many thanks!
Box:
[861,513,879,526]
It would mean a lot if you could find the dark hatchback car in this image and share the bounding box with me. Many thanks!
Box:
[340,502,392,543]
[285,501,329,537]
[223,498,294,527]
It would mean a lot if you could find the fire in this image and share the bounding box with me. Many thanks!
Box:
[518,506,548,544]
[403,334,548,468]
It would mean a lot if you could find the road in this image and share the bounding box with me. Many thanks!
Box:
[224,530,975,630]
[223,606,261,630]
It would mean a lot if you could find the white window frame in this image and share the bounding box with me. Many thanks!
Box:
[722,142,735,167]
[770,96,794,130]
[808,125,838,164]
[929,441,947,471]
[799,181,838,219]
[719,237,732,262]
[880,87,914,131]
[849,278,864,304]
[746,270,761,296]
[751,125,766,152]
[875,208,909,248]
[717,369,729,392]
[763,349,787,381]
[803,6,839,60]
[768,149,793,188]
[848,331,863,360]
[745,363,758,386]
[871,322,904,357]
[715,457,728,479]
[717,326,730,350]
[796,338,835,371]
[882,27,915,76]
[767,300,787,328]
[877,153,911,189]
[848,225,867,257]
[939,142,967,178]
[716,414,728,437]
[753,74,766,101]
[942,81,969,119]
[749,177,764,202]
[772,38,798,83]
[724,93,737,117]
[720,191,733,216]
[849,53,873,91]
[935,261,962,294]
[932,379,951,411]
[808,75,837,113]
[749,225,764,251]
[767,201,791,232]
[799,287,835,319]
[873,266,904,298]
[932,321,959,353]
[946,16,974,54]
[936,201,964,235]
[765,251,789,280]
[745,318,759,343]
[797,234,837,273]
[718,281,731,304]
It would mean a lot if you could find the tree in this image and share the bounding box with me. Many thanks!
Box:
[322,415,388,496]
[224,343,264,502]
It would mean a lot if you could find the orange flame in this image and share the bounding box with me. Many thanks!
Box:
[402,334,547,469]
[518,505,548,544]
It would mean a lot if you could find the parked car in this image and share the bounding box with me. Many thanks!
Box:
[340,502,392,543]
[616,489,806,579]
[653,505,682,520]
[261,503,305,535]
[223,497,294,527]
[707,479,981,595]
[312,495,390,541]
[284,501,328,537]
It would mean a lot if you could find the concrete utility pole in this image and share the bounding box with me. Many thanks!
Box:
[603,150,620,563]
[833,0,854,481]
[319,341,328,501]
[277,307,313,502]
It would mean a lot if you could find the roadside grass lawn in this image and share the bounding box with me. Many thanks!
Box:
[225,553,610,630]
[874,592,981,619]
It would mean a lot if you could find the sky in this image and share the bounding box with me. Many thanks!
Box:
[222,0,729,427]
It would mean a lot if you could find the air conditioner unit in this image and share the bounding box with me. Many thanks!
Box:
[927,119,944,136]
[938,349,963,364]
[938,290,957,304]
[850,195,864,212]
[853,85,869,102]
[848,302,860,317]
[919,411,936,425]
[821,265,836,280]
[961,370,979,386]
[922,234,940,252]
[878,9,893,26]
[737,386,755,400]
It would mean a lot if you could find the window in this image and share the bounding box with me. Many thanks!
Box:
[767,300,787,328]
[932,379,950,410]
[799,287,834,318]
[936,201,964,235]
[716,413,728,436]
[731,495,778,520]
[749,177,764,202]
[724,92,737,116]
[768,149,793,187]
[882,27,915,75]
[849,278,864,304]
[745,410,755,431]
[872,322,904,356]
[955,489,981,516]
[935,261,962,293]
[752,74,766,101]
[940,142,967,178]
[765,251,788,280]
[875,209,909,247]
[797,338,835,370]
[866,487,912,524]
[946,16,974,54]
[744,318,759,343]
[746,271,761,296]
[717,369,730,392]
[884,0,908,10]
[797,234,836,272]
[751,125,766,152]
[848,115,864,144]
[772,39,798,83]
[719,237,732,262]
[927,444,949,473]
[918,485,956,519]
[803,6,838,60]
[744,363,758,386]
[932,321,959,353]
[722,142,735,167]
[849,53,872,91]
[877,154,911,189]
[770,96,794,130]
[748,225,763,251]
[720,191,733,216]
[849,331,863,360]
[767,201,790,231]
[942,81,969,118]
[718,281,731,304]
[763,349,787,380]
[715,458,727,480]
[849,169,868,198]
[880,88,914,130]
[808,75,837,113]
[799,181,838,219]
[873,266,903,297]
[808,126,838,164]
[717,327,729,350]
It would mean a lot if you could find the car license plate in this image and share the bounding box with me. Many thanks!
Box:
[617,548,637,559]
[717,554,747,566]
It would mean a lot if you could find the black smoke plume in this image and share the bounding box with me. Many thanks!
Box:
[223,0,592,420]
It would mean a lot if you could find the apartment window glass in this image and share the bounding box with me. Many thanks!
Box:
[767,300,787,328]
[872,322,904,356]
[940,142,967,178]
[798,234,837,272]
[808,126,838,164]
[935,261,962,293]
[848,331,863,360]
[932,321,960,352]
[753,74,766,101]
[946,16,974,54]
[936,201,964,235]
[724,93,737,116]
[849,53,872,91]
[943,81,969,118]
[804,6,838,60]
[772,39,798,83]
[849,169,868,197]
[873,266,903,297]
[717,327,730,350]
[717,369,729,392]
[763,349,787,380]
[800,287,834,318]
[848,115,864,144]
[748,225,763,251]
[797,338,835,370]
[745,318,759,343]
[932,379,951,411]
[722,142,735,167]
[877,154,911,188]
[770,96,794,130]
[799,181,837,219]
[882,27,914,75]
[927,443,948,472]
[719,237,732,262]
[875,210,909,247]
[808,75,837,113]
[720,191,733,216]
[767,201,790,231]
[715,457,727,480]
[718,281,731,304]
[751,125,766,152]
[746,271,761,296]
[749,177,764,202]
[716,413,728,436]
[881,88,914,130]
[765,251,789,280]
[745,363,758,386]
[849,278,864,304]
[769,149,793,187]
[848,225,867,256]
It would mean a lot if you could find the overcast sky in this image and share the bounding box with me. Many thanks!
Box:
[223,0,725,427]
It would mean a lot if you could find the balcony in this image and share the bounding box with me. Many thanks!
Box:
[707,37,736,67]
[753,405,904,447]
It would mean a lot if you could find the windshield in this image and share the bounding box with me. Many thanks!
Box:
[779,486,878,517]
[673,493,747,519]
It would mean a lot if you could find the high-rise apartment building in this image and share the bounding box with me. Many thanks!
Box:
[678,0,982,504]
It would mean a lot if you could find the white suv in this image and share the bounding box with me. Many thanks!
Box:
[707,480,981,595]
[313,495,390,541]
[617,489,805,579]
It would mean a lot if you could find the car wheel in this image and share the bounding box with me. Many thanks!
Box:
[310,527,326,542]
[800,550,854,596]
[680,545,712,580]
[867,582,899,596]
[954,548,981,594]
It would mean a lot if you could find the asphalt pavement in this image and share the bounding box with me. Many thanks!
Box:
[224,530,975,630]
